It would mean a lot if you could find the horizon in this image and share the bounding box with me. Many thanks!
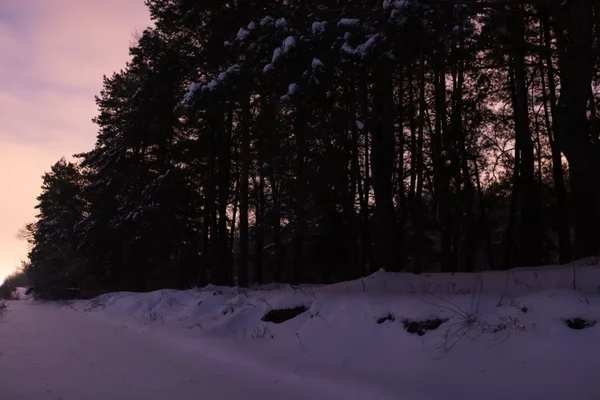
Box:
[0,0,151,283]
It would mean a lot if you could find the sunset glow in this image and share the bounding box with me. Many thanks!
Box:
[0,0,150,282]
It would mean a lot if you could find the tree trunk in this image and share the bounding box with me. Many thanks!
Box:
[503,64,520,269]
[351,90,371,276]
[452,27,475,272]
[539,11,572,263]
[238,95,250,288]
[359,67,373,274]
[432,54,454,273]
[229,180,239,286]
[371,57,400,272]
[552,0,600,258]
[202,130,217,284]
[293,106,307,285]
[255,173,265,284]
[216,107,232,285]
[414,49,426,274]
[474,160,495,270]
[396,67,406,269]
[510,6,543,266]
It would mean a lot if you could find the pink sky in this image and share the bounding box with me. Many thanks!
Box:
[0,0,151,282]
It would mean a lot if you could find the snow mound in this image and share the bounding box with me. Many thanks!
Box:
[70,264,600,399]
[12,287,33,300]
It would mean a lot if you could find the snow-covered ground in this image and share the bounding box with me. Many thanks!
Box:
[2,263,600,399]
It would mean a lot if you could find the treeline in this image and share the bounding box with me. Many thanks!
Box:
[0,266,29,299]
[22,0,600,298]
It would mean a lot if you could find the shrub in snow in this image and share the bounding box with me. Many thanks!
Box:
[142,304,163,324]
[564,318,596,330]
[84,298,107,312]
[510,299,528,313]
[251,324,274,340]
[0,300,7,314]
[261,305,308,324]
[402,318,448,336]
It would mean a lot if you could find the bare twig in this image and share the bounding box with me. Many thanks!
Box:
[296,332,311,356]
[497,271,510,307]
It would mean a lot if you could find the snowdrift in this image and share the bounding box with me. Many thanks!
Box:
[68,263,600,400]
[12,286,33,300]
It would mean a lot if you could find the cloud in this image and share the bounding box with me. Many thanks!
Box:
[0,0,151,281]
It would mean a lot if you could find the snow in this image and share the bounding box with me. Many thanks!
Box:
[236,27,250,41]
[312,21,327,35]
[182,67,238,103]
[4,263,600,399]
[288,83,299,95]
[131,87,142,99]
[312,58,324,69]
[357,34,378,55]
[341,34,379,57]
[272,36,296,63]
[183,82,202,103]
[206,79,218,91]
[272,47,282,63]
[282,36,296,53]
[341,42,357,56]
[0,302,378,400]
[263,63,275,73]
[247,21,257,30]
[356,120,365,130]
[260,16,274,26]
[280,83,298,102]
[337,18,360,28]
[227,64,241,74]
[275,17,287,28]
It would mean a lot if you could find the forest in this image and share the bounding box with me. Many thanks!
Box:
[18,0,600,299]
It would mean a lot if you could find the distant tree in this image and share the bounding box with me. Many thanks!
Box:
[0,265,30,299]
[25,159,86,299]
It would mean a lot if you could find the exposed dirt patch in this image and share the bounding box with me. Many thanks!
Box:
[262,306,308,323]
[402,318,448,336]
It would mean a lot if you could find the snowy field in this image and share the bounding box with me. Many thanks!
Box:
[2,262,600,399]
